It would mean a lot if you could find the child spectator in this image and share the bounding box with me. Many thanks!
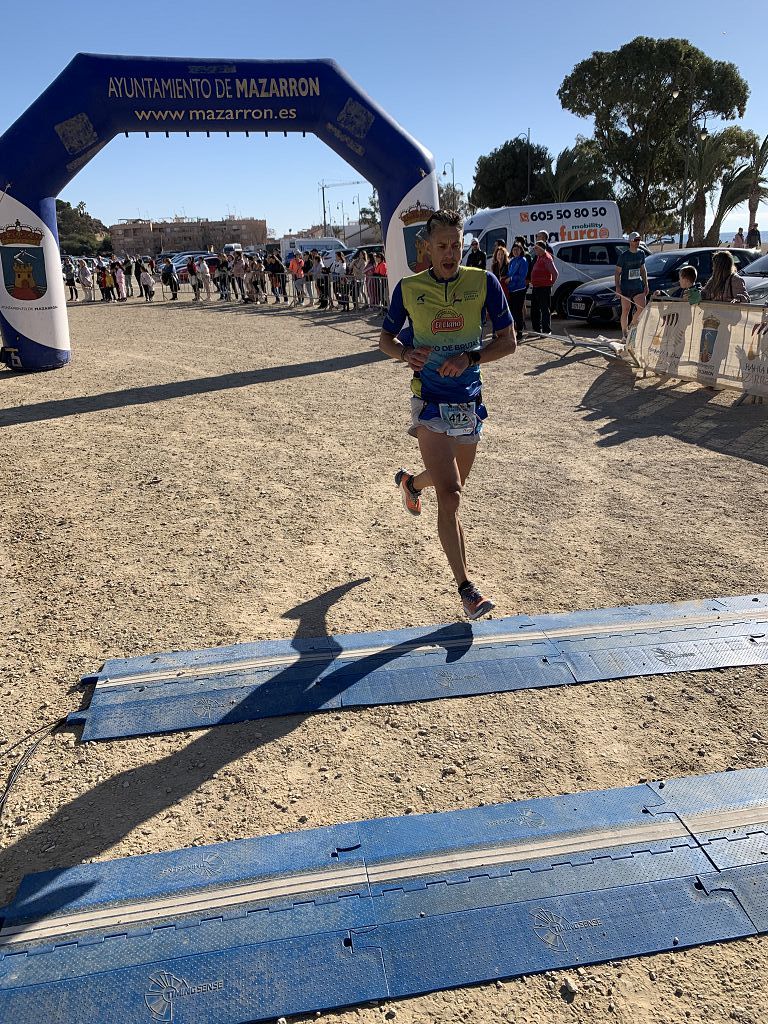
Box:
[140,265,155,301]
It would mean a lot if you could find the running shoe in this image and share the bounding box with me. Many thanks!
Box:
[460,582,495,620]
[394,468,421,516]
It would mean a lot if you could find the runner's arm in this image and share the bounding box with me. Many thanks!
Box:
[438,275,516,377]
[379,284,428,368]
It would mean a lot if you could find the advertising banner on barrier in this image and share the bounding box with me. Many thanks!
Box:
[628,298,768,397]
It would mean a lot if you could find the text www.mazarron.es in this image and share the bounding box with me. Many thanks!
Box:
[134,108,297,122]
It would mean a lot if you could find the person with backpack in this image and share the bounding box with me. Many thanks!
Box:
[161,258,179,300]
[187,257,201,301]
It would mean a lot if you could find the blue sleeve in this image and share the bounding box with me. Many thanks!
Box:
[483,271,513,332]
[382,281,407,335]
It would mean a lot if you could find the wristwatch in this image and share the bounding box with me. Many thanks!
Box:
[467,350,482,365]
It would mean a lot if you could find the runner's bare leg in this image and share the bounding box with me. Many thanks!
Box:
[411,437,477,492]
[416,430,478,585]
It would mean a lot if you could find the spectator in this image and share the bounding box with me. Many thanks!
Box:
[253,258,267,303]
[514,236,534,276]
[267,253,288,303]
[302,251,314,304]
[507,242,529,336]
[331,251,349,310]
[732,228,746,248]
[701,250,749,302]
[196,256,212,301]
[466,239,486,270]
[134,256,145,298]
[187,257,201,301]
[746,223,761,249]
[161,257,179,300]
[535,230,554,254]
[373,252,388,309]
[364,251,378,308]
[653,265,701,304]
[530,240,559,335]
[289,251,306,305]
[96,263,108,301]
[77,259,93,302]
[123,255,134,296]
[351,250,368,307]
[114,260,127,301]
[104,262,116,301]
[63,258,78,301]
[491,245,510,294]
[232,252,246,300]
[311,254,329,309]
[216,253,230,300]
[140,265,155,301]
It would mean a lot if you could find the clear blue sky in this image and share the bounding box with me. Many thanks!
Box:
[1,1,766,238]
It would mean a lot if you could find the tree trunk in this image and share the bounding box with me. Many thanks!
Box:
[748,185,760,228]
[690,190,707,246]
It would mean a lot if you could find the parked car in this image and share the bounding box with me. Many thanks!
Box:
[566,247,762,323]
[747,279,768,304]
[549,238,652,317]
[175,253,218,283]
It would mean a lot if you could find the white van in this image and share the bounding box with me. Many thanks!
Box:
[462,201,622,266]
[280,236,345,261]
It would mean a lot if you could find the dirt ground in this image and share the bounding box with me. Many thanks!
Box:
[1,292,767,1024]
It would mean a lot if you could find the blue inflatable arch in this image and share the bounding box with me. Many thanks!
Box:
[0,54,438,370]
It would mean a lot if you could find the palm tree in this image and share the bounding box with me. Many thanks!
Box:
[542,147,592,203]
[704,166,753,245]
[686,128,752,245]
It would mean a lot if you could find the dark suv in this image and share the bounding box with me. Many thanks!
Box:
[566,247,761,323]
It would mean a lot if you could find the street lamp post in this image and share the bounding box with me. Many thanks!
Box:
[336,201,346,242]
[672,66,699,249]
[351,194,362,243]
[442,158,456,194]
[511,129,532,202]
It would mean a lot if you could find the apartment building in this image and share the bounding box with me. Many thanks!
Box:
[109,215,268,254]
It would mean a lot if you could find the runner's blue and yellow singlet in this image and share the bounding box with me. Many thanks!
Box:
[383,267,513,403]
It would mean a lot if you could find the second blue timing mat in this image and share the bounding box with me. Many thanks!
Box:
[1,768,767,1022]
[70,593,768,740]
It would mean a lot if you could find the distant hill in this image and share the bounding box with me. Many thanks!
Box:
[56,200,111,255]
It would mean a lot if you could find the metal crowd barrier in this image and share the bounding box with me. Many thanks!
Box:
[156,266,390,313]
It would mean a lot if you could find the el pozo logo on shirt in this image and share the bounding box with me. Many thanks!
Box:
[431,306,464,333]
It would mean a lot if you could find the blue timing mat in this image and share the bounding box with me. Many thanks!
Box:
[1,768,767,1023]
[68,594,768,742]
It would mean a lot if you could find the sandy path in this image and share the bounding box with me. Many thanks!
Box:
[1,295,766,1023]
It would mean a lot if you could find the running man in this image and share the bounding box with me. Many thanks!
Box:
[615,231,648,339]
[378,209,517,619]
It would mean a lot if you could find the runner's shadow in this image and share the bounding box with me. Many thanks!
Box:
[0,580,474,906]
[0,349,387,429]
